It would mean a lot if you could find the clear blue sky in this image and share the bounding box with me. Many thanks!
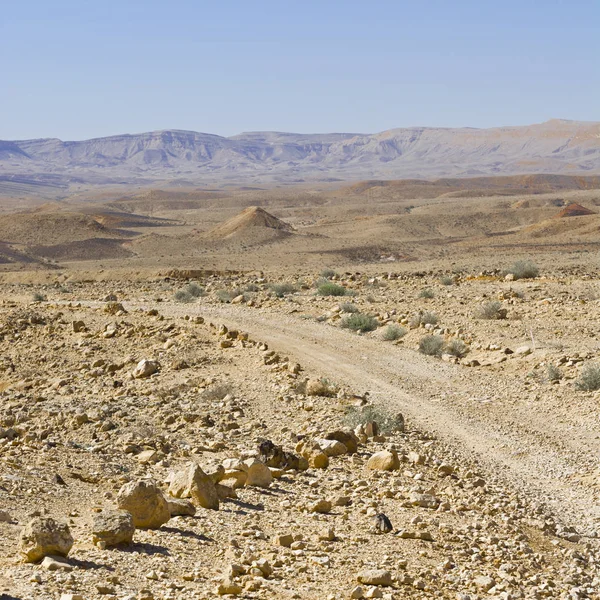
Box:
[2,0,598,140]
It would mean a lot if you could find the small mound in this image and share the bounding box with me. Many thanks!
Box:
[208,207,294,240]
[553,203,596,218]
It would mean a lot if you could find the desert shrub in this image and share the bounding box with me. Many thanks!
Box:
[345,405,404,434]
[31,292,47,302]
[341,313,378,332]
[270,283,297,297]
[575,363,600,391]
[340,302,359,313]
[419,335,444,356]
[382,324,406,341]
[445,338,468,358]
[546,363,563,383]
[409,311,439,328]
[174,289,194,303]
[317,282,348,297]
[320,269,338,279]
[419,288,435,299]
[185,282,205,297]
[475,300,504,320]
[439,276,454,286]
[215,290,234,303]
[506,260,539,280]
[244,283,260,292]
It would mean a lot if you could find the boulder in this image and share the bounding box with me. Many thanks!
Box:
[168,462,219,510]
[92,510,135,547]
[116,479,171,529]
[243,459,273,488]
[132,359,160,379]
[324,429,359,453]
[366,450,400,471]
[19,517,74,563]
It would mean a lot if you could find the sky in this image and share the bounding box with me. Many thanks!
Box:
[1,0,599,140]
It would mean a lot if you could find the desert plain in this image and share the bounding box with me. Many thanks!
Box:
[0,174,600,599]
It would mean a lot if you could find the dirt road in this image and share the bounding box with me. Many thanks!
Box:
[117,300,600,536]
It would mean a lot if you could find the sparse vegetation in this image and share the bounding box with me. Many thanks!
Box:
[409,311,439,328]
[320,269,338,279]
[419,335,444,356]
[439,276,454,286]
[216,289,244,303]
[546,363,563,383]
[31,292,47,302]
[174,289,194,303]
[575,363,600,391]
[419,288,435,299]
[340,302,359,313]
[317,282,349,297]
[506,260,539,280]
[445,338,468,358]
[185,282,205,297]
[476,300,505,320]
[270,283,297,297]
[340,312,378,332]
[345,405,404,434]
[382,324,406,341]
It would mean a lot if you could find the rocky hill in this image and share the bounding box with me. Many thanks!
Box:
[1,120,600,194]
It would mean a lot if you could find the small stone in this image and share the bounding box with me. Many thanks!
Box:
[309,499,332,514]
[273,534,294,547]
[372,513,393,534]
[41,555,73,571]
[166,497,197,517]
[132,359,160,379]
[243,459,273,488]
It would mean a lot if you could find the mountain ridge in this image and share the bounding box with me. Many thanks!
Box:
[1,120,600,194]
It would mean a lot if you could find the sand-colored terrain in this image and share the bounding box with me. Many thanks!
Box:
[0,175,600,599]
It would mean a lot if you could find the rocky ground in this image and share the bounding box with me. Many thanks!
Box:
[1,265,600,599]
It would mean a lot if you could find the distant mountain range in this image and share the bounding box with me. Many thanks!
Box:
[1,119,599,196]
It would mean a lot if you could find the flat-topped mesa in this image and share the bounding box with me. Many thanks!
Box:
[208,206,294,240]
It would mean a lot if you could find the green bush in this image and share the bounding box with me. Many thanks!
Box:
[174,289,194,303]
[340,302,359,313]
[341,313,379,332]
[475,300,505,320]
[419,288,435,299]
[270,283,297,297]
[506,260,539,280]
[419,335,444,356]
[575,363,600,391]
[445,338,468,358]
[317,282,348,297]
[185,282,205,297]
[320,269,337,279]
[382,324,406,341]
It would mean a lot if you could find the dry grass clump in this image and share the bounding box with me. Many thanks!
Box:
[340,313,378,332]
[475,300,506,320]
[575,364,600,391]
[382,324,407,341]
[419,335,444,356]
[345,405,405,434]
[505,260,539,280]
[317,282,349,297]
[270,283,297,297]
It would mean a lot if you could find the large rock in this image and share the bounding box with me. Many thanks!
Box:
[357,569,393,586]
[19,517,74,563]
[243,459,273,488]
[92,510,135,547]
[116,479,171,529]
[366,450,400,471]
[132,359,160,379]
[168,463,219,510]
[324,429,359,454]
[316,438,348,457]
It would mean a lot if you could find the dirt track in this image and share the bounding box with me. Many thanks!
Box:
[111,300,600,538]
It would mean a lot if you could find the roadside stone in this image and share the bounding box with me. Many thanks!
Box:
[366,450,399,471]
